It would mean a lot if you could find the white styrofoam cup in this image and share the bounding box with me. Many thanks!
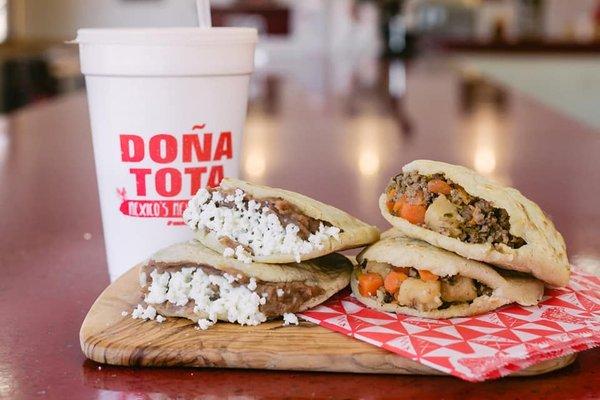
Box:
[77,27,258,280]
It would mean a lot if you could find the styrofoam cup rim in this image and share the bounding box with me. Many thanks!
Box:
[75,27,258,46]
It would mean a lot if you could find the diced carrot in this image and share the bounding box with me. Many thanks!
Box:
[393,266,411,275]
[427,179,452,195]
[390,194,406,216]
[358,272,384,297]
[386,200,394,212]
[400,203,427,224]
[384,270,408,294]
[419,269,439,281]
[392,200,404,215]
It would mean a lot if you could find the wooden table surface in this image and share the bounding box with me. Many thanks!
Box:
[0,57,599,399]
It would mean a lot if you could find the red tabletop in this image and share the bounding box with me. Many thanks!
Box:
[1,57,599,399]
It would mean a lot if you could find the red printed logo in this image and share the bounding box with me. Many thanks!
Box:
[116,124,232,224]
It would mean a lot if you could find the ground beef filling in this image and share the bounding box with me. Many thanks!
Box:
[210,188,332,242]
[142,262,323,318]
[386,172,526,249]
[359,260,493,312]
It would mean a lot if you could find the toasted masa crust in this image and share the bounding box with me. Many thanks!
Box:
[352,233,545,318]
[380,160,570,287]
[139,241,353,321]
[194,178,380,263]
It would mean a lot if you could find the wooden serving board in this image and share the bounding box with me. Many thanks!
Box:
[80,266,575,376]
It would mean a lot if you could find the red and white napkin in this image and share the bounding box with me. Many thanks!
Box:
[298,269,600,381]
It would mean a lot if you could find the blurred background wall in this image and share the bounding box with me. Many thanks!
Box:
[10,0,199,40]
[8,0,379,56]
[1,0,600,114]
[8,1,600,46]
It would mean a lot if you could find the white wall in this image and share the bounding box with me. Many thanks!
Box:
[11,0,379,57]
[474,0,519,42]
[543,0,596,41]
[12,0,202,40]
[10,0,330,56]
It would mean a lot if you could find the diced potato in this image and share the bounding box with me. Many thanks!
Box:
[424,194,463,236]
[441,275,478,303]
[397,278,442,311]
[366,261,393,277]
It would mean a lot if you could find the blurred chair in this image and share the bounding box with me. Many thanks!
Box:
[211,1,290,35]
[1,56,57,112]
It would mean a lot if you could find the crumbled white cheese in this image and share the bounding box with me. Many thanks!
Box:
[183,188,341,262]
[234,245,252,264]
[283,313,299,326]
[276,288,285,297]
[155,315,166,323]
[222,247,235,257]
[163,267,196,306]
[144,269,171,305]
[197,318,215,330]
[223,273,237,284]
[121,311,128,317]
[144,268,267,329]
[131,304,144,319]
[142,305,156,320]
[131,304,157,321]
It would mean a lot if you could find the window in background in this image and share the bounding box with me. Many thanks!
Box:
[0,0,6,42]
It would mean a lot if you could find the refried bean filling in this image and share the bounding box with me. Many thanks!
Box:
[210,188,337,253]
[385,172,526,249]
[216,189,330,239]
[142,262,323,318]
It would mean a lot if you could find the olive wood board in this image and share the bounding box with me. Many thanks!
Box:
[80,265,576,377]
